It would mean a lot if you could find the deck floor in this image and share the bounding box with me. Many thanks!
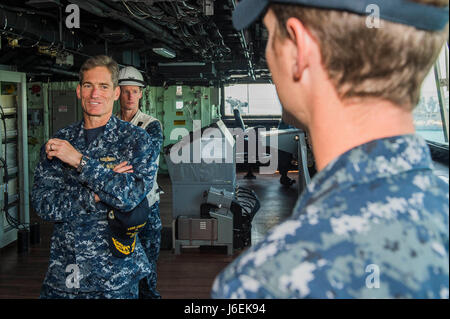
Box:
[0,171,299,299]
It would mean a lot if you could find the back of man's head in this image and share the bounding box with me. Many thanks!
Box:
[79,55,119,88]
[269,0,449,109]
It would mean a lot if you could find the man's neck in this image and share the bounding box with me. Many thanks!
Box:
[309,98,415,172]
[84,113,112,129]
[120,108,138,122]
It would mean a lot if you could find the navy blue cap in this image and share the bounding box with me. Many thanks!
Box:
[107,197,149,258]
[232,0,449,31]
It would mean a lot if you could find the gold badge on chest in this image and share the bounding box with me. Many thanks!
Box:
[99,156,118,169]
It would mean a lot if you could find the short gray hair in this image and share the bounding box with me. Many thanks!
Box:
[79,55,119,87]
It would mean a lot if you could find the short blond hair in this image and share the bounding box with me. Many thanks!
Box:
[270,0,449,109]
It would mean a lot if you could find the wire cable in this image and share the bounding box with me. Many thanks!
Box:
[0,104,29,230]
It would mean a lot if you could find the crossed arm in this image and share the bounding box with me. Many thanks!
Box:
[32,134,157,222]
[44,138,134,203]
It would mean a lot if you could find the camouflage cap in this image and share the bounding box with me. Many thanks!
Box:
[107,197,149,258]
[232,0,449,31]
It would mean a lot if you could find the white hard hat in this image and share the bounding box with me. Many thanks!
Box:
[118,66,146,87]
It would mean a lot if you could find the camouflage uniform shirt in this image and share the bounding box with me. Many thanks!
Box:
[212,134,449,298]
[117,109,163,298]
[32,115,160,294]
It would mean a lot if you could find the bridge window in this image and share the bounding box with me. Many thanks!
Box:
[414,44,449,145]
[224,84,282,116]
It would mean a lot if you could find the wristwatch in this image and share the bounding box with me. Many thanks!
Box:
[77,155,89,173]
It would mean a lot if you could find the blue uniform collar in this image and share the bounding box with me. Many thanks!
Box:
[294,134,434,216]
[80,114,119,133]
[76,115,121,150]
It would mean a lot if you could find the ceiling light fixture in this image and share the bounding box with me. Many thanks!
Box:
[158,62,205,67]
[152,47,176,59]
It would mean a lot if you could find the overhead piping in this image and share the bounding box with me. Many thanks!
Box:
[230,0,256,81]
[0,7,82,51]
[67,0,182,49]
[33,66,79,77]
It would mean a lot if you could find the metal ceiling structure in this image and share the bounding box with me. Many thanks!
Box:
[0,0,271,85]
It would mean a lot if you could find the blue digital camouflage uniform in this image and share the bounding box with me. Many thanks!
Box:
[117,109,163,299]
[135,116,163,299]
[212,134,449,298]
[138,201,162,298]
[32,115,160,298]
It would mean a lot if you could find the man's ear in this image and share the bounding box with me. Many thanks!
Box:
[285,17,313,82]
[114,86,121,101]
[76,84,81,99]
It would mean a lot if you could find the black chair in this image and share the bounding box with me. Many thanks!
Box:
[233,108,246,132]
[233,108,270,179]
